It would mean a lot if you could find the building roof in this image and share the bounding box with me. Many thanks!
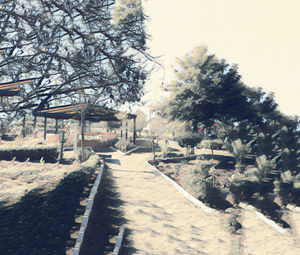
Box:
[0,79,35,96]
[33,103,136,121]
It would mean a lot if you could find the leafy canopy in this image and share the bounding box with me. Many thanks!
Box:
[158,46,254,131]
[0,0,152,112]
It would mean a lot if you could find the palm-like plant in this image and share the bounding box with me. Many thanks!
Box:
[231,139,254,172]
[207,166,217,187]
[281,170,300,189]
[254,155,273,182]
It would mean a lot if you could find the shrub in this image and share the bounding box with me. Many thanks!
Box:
[78,154,100,174]
[176,132,203,148]
[231,139,249,170]
[101,132,118,146]
[280,171,300,204]
[174,164,183,175]
[183,174,229,209]
[200,139,223,150]
[0,146,59,162]
[196,161,215,178]
[183,175,208,200]
[159,152,184,158]
[78,147,95,161]
[115,140,135,152]
[254,155,273,182]
[227,180,258,204]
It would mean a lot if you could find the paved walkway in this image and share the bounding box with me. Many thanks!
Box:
[101,150,300,255]
[104,151,232,255]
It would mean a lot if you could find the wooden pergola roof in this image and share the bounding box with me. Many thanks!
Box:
[33,103,136,121]
[0,79,35,96]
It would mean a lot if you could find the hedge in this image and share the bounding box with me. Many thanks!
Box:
[115,140,136,152]
[0,146,59,162]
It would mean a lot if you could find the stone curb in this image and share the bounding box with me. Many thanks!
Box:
[146,161,218,214]
[110,146,140,155]
[240,203,288,234]
[146,161,291,234]
[287,204,300,214]
[112,225,126,255]
[72,163,104,255]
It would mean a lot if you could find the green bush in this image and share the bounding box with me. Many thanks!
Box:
[115,140,135,152]
[0,146,59,162]
[159,152,184,158]
[101,136,118,147]
[78,147,95,161]
[183,175,208,200]
[200,139,223,150]
[77,154,100,174]
[176,132,203,148]
[195,161,216,178]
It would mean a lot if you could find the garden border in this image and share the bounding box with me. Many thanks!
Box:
[146,160,218,214]
[287,204,300,214]
[148,160,290,234]
[242,204,288,234]
[112,225,126,255]
[72,162,104,255]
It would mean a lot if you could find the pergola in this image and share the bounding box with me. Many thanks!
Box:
[0,79,36,137]
[33,103,137,143]
[0,79,35,97]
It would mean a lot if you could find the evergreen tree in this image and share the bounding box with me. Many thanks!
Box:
[159,46,254,137]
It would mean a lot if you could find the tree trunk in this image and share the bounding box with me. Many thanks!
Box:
[81,112,86,162]
[191,146,195,155]
[43,117,47,140]
[59,131,65,163]
[152,138,156,161]
[73,122,78,152]
[22,114,26,137]
[33,115,36,130]
[133,117,136,144]
[186,146,190,156]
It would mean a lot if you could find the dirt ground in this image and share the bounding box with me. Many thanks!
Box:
[0,159,80,207]
[0,142,96,255]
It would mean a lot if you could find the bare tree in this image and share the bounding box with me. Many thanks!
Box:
[0,0,154,114]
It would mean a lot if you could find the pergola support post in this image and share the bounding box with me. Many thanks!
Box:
[43,117,47,140]
[80,113,86,162]
[33,115,36,130]
[73,123,78,151]
[120,120,123,138]
[22,114,26,137]
[55,119,58,134]
[133,117,136,144]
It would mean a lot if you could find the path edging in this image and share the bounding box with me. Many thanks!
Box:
[146,160,218,214]
[147,160,290,234]
[287,204,300,214]
[72,163,104,255]
[239,203,288,234]
[112,225,126,255]
[110,146,140,155]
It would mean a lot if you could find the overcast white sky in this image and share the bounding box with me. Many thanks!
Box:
[141,0,300,117]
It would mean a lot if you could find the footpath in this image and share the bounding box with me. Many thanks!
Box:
[82,148,300,255]
[103,151,231,255]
